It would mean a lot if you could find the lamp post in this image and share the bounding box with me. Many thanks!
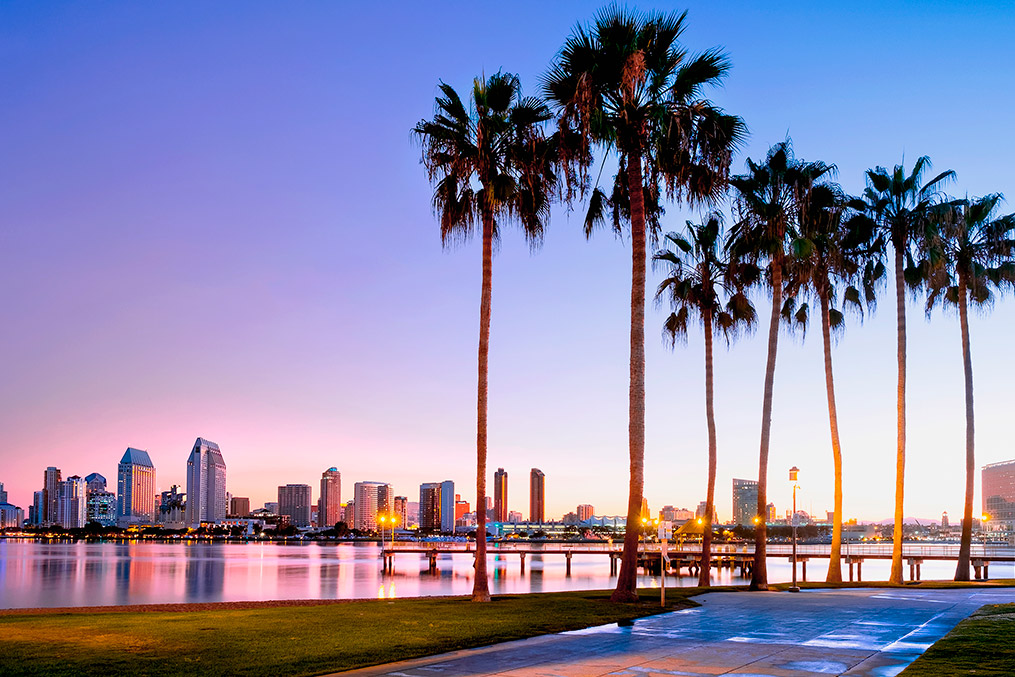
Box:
[789,466,800,592]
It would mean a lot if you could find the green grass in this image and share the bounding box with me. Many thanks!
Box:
[0,589,702,677]
[902,603,1015,676]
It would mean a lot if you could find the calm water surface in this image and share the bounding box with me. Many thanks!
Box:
[0,540,1008,609]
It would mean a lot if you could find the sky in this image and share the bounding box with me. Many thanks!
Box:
[2,1,1014,523]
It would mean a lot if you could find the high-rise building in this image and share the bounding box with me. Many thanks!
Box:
[419,482,442,532]
[508,510,523,523]
[31,491,44,525]
[86,490,116,526]
[732,478,759,525]
[342,501,354,524]
[57,476,87,529]
[319,468,341,529]
[84,473,107,493]
[767,503,777,522]
[353,481,391,532]
[0,500,23,529]
[529,468,545,523]
[493,468,508,523]
[440,480,455,532]
[0,482,7,504]
[983,459,1015,531]
[941,511,949,528]
[229,497,250,517]
[43,466,61,525]
[278,484,313,527]
[577,504,595,521]
[158,486,187,529]
[393,496,408,527]
[640,497,650,521]
[185,438,227,527]
[454,495,470,522]
[117,448,156,527]
[695,501,708,518]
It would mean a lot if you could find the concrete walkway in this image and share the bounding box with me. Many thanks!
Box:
[340,587,1015,677]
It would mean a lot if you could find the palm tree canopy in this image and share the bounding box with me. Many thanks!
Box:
[544,6,747,229]
[413,72,557,246]
[654,213,757,344]
[926,194,1015,311]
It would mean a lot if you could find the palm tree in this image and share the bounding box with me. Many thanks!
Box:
[925,194,1015,580]
[862,157,954,584]
[728,141,833,590]
[414,73,556,602]
[544,6,745,602]
[784,183,883,582]
[654,213,757,587]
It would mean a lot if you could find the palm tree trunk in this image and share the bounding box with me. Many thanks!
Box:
[820,287,843,583]
[471,208,493,602]
[699,310,716,588]
[750,253,781,591]
[890,245,906,584]
[954,273,975,581]
[611,149,646,603]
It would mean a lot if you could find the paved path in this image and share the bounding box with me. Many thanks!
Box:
[340,588,1015,677]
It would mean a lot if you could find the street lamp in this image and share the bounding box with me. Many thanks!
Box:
[789,466,800,592]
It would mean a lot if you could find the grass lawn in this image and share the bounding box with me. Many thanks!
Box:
[902,603,1015,676]
[0,588,704,676]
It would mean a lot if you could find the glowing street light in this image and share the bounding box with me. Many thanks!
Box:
[789,466,800,593]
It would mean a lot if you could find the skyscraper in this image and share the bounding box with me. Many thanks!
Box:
[529,468,545,524]
[732,478,759,525]
[158,485,187,529]
[278,484,313,527]
[493,468,508,523]
[440,479,455,533]
[353,481,391,532]
[577,504,595,521]
[43,466,61,525]
[84,473,107,493]
[117,448,156,527]
[419,482,442,532]
[57,476,87,529]
[229,496,250,517]
[983,459,1015,531]
[319,467,341,529]
[393,495,408,527]
[185,437,227,527]
[0,482,7,504]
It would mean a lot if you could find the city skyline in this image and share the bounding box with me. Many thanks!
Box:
[2,2,1014,523]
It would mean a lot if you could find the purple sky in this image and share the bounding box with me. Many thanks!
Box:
[2,2,1014,522]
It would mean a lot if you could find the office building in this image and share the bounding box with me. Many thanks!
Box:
[695,501,708,518]
[353,481,391,532]
[983,459,1015,531]
[768,503,777,522]
[640,497,650,521]
[229,496,250,518]
[185,438,227,527]
[493,468,508,522]
[264,501,279,514]
[508,510,523,523]
[454,495,470,522]
[529,468,545,524]
[0,482,7,504]
[54,476,87,529]
[85,473,107,493]
[393,496,408,527]
[577,504,595,521]
[732,478,759,525]
[419,482,442,532]
[278,484,313,527]
[86,490,116,526]
[0,501,23,529]
[440,480,455,532]
[343,501,354,524]
[43,466,61,525]
[941,511,949,528]
[319,468,341,529]
[30,491,43,525]
[158,486,187,529]
[117,448,156,526]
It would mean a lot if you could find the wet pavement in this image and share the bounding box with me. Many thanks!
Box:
[338,587,1015,676]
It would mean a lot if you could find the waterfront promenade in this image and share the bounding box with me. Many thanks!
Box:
[340,587,1015,676]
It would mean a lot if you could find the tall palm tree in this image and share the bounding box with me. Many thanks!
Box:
[925,194,1015,580]
[784,184,883,582]
[544,6,745,602]
[862,157,954,584]
[654,213,757,587]
[728,141,833,590]
[414,73,556,602]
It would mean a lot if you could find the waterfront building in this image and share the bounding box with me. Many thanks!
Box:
[43,466,61,525]
[578,504,595,521]
[117,448,156,527]
[229,496,250,518]
[0,501,23,529]
[185,438,227,527]
[563,511,579,524]
[55,476,87,529]
[85,473,107,493]
[454,495,470,522]
[393,495,408,527]
[508,510,523,523]
[278,484,313,527]
[407,501,419,527]
[319,468,341,529]
[0,482,6,503]
[732,478,759,525]
[30,491,43,525]
[342,501,354,524]
[87,491,116,526]
[695,501,707,518]
[419,482,441,532]
[440,480,455,532]
[158,486,187,529]
[983,459,1015,532]
[768,502,777,522]
[493,468,508,523]
[941,511,949,528]
[530,468,545,524]
[353,481,391,532]
[265,501,279,514]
